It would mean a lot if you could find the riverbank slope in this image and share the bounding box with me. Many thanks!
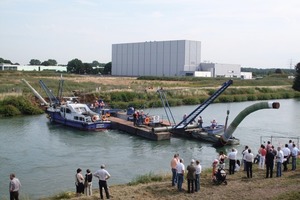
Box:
[41,163,300,200]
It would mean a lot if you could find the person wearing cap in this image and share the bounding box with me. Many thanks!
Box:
[186,159,196,193]
[94,164,111,199]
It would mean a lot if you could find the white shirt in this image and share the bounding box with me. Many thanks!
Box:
[195,164,202,175]
[244,153,254,163]
[242,149,249,160]
[228,149,238,160]
[292,147,299,157]
[94,169,111,181]
[276,150,284,163]
[10,178,21,192]
[282,147,290,157]
[235,163,240,171]
[176,162,185,174]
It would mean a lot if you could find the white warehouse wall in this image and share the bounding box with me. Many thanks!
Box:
[112,40,201,77]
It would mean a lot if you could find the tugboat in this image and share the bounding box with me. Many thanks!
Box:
[22,79,111,131]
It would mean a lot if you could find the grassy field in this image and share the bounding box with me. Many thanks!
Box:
[0,71,299,109]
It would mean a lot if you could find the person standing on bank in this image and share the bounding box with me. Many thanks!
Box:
[245,149,254,178]
[276,147,284,177]
[84,169,93,196]
[228,148,238,175]
[266,148,275,178]
[195,160,202,192]
[170,154,179,186]
[9,173,21,200]
[75,168,84,197]
[94,164,111,199]
[176,158,185,192]
[186,159,196,193]
[291,143,300,171]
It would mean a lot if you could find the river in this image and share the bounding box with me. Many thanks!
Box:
[0,99,299,199]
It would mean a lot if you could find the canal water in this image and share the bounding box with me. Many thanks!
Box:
[0,99,299,199]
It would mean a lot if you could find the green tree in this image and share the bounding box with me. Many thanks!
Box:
[292,62,300,92]
[83,63,93,74]
[29,59,41,65]
[0,58,13,64]
[67,59,83,74]
[103,62,112,75]
[275,68,283,74]
[41,59,57,66]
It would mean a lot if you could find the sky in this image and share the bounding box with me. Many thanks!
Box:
[1,0,300,68]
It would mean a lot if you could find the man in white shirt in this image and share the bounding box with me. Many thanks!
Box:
[195,160,202,192]
[228,148,238,175]
[94,164,111,199]
[282,144,291,171]
[276,147,284,177]
[9,173,21,200]
[176,158,185,192]
[291,144,299,171]
[244,149,254,178]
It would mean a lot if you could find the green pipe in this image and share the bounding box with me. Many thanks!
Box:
[220,102,280,144]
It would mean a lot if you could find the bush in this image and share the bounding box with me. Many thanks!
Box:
[0,96,44,116]
[182,97,199,105]
[0,105,21,116]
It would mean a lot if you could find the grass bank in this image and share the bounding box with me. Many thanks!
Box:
[40,161,300,200]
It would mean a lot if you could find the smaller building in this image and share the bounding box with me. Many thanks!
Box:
[0,63,67,72]
[241,72,253,79]
[199,63,241,78]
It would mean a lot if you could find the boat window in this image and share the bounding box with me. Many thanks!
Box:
[80,107,87,112]
[79,117,84,121]
[66,108,71,114]
[60,108,64,112]
[74,116,79,120]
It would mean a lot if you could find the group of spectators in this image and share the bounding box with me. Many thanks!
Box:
[75,165,111,199]
[170,154,202,193]
[215,140,299,180]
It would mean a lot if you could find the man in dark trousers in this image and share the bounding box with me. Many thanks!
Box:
[266,148,275,178]
[186,159,196,193]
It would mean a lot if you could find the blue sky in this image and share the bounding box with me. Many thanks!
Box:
[1,0,299,68]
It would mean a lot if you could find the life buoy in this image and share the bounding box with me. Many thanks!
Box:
[102,116,106,121]
[105,112,110,117]
[152,115,159,123]
[144,117,150,124]
[92,115,99,122]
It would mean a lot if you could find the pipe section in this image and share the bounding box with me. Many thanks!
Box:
[220,102,280,144]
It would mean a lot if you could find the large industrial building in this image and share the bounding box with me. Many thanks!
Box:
[112,39,244,78]
[112,40,201,77]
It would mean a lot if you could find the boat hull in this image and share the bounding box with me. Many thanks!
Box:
[47,111,111,131]
[171,127,240,145]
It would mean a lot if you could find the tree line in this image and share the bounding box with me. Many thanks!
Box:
[0,57,112,75]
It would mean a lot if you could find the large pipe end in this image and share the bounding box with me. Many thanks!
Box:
[213,136,227,147]
[268,102,280,109]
